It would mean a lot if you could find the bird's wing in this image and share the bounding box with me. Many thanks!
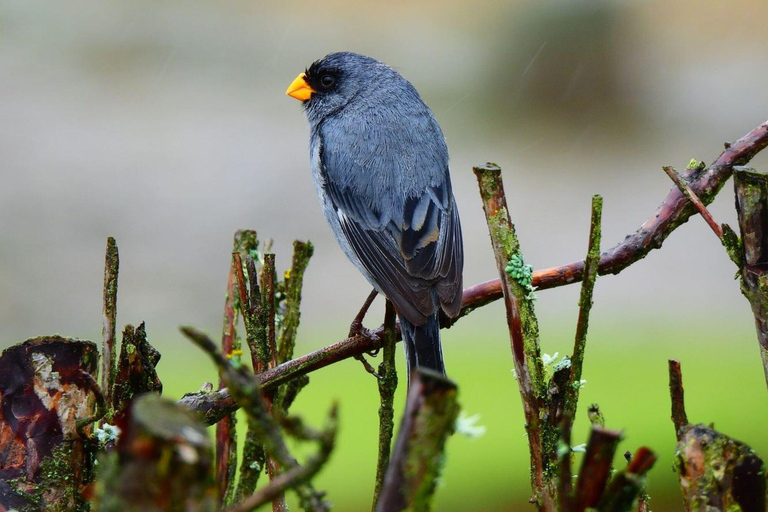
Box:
[323,171,463,325]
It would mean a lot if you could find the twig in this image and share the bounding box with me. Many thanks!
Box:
[675,424,766,511]
[597,447,657,512]
[376,370,459,512]
[277,240,314,364]
[180,326,297,471]
[371,301,398,510]
[218,231,259,506]
[572,426,623,512]
[562,195,603,430]
[179,120,768,425]
[733,166,768,389]
[662,165,724,239]
[101,236,119,413]
[668,359,688,441]
[460,118,768,303]
[474,163,553,510]
[225,404,336,512]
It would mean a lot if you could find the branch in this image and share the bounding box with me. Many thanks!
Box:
[662,165,723,239]
[733,166,768,388]
[668,359,688,441]
[371,301,398,510]
[225,405,338,512]
[375,370,459,512]
[572,426,623,512]
[179,120,768,424]
[101,236,119,413]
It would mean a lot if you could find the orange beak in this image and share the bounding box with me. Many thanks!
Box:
[286,73,315,101]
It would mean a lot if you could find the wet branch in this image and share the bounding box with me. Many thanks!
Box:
[180,119,768,426]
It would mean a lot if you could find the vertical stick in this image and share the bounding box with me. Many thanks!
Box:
[376,370,459,512]
[101,236,119,413]
[371,301,398,510]
[668,359,688,441]
[733,167,768,388]
[474,163,554,510]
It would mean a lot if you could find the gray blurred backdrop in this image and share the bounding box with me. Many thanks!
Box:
[3,1,768,510]
[3,0,767,347]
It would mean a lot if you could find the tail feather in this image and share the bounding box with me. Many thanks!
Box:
[399,312,445,376]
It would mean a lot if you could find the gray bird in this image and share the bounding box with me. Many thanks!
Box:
[286,52,463,376]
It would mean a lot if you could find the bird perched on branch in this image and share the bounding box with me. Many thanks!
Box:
[286,52,463,377]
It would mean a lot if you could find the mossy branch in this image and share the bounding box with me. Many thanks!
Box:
[101,236,119,414]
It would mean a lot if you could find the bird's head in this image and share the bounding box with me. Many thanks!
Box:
[286,52,407,125]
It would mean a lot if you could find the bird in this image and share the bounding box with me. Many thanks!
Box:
[286,52,463,378]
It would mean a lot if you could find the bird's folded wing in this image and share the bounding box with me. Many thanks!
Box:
[326,178,463,325]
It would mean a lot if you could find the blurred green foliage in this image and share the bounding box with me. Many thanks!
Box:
[161,317,768,512]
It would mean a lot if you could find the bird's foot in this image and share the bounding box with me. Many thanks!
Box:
[347,289,378,339]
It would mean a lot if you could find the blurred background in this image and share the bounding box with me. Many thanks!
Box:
[2,0,768,509]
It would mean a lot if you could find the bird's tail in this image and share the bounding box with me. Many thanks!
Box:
[399,312,445,376]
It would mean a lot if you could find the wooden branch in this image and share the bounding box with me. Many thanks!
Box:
[278,240,314,364]
[93,394,216,511]
[563,195,603,428]
[371,301,398,510]
[662,165,724,239]
[179,120,768,425]
[668,359,688,441]
[675,424,766,511]
[597,447,657,512]
[0,336,101,511]
[101,236,119,413]
[474,163,553,510]
[218,230,257,506]
[112,322,162,418]
[572,426,623,512]
[733,166,768,388]
[225,405,337,512]
[375,370,459,512]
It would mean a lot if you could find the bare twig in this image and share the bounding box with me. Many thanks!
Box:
[371,301,398,510]
[179,120,768,425]
[675,424,766,511]
[668,359,688,441]
[572,426,623,512]
[376,370,459,512]
[225,404,336,512]
[101,236,119,412]
[563,195,603,429]
[474,163,554,510]
[662,165,724,239]
[278,240,314,364]
[733,166,768,388]
[597,447,657,512]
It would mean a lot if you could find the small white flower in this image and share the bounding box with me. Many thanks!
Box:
[455,413,486,440]
[571,443,587,453]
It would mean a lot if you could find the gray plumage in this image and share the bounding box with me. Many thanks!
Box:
[294,52,463,375]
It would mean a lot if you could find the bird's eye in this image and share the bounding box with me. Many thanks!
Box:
[320,74,335,88]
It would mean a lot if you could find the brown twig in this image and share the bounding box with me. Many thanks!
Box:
[733,166,768,389]
[572,426,623,512]
[474,163,553,510]
[101,236,119,413]
[179,120,768,425]
[375,370,459,512]
[371,301,398,510]
[225,405,338,512]
[597,447,657,512]
[668,359,688,441]
[662,165,724,239]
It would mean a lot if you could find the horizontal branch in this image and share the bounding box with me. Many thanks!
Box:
[179,119,768,425]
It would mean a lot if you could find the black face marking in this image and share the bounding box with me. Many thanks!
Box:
[305,60,341,94]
